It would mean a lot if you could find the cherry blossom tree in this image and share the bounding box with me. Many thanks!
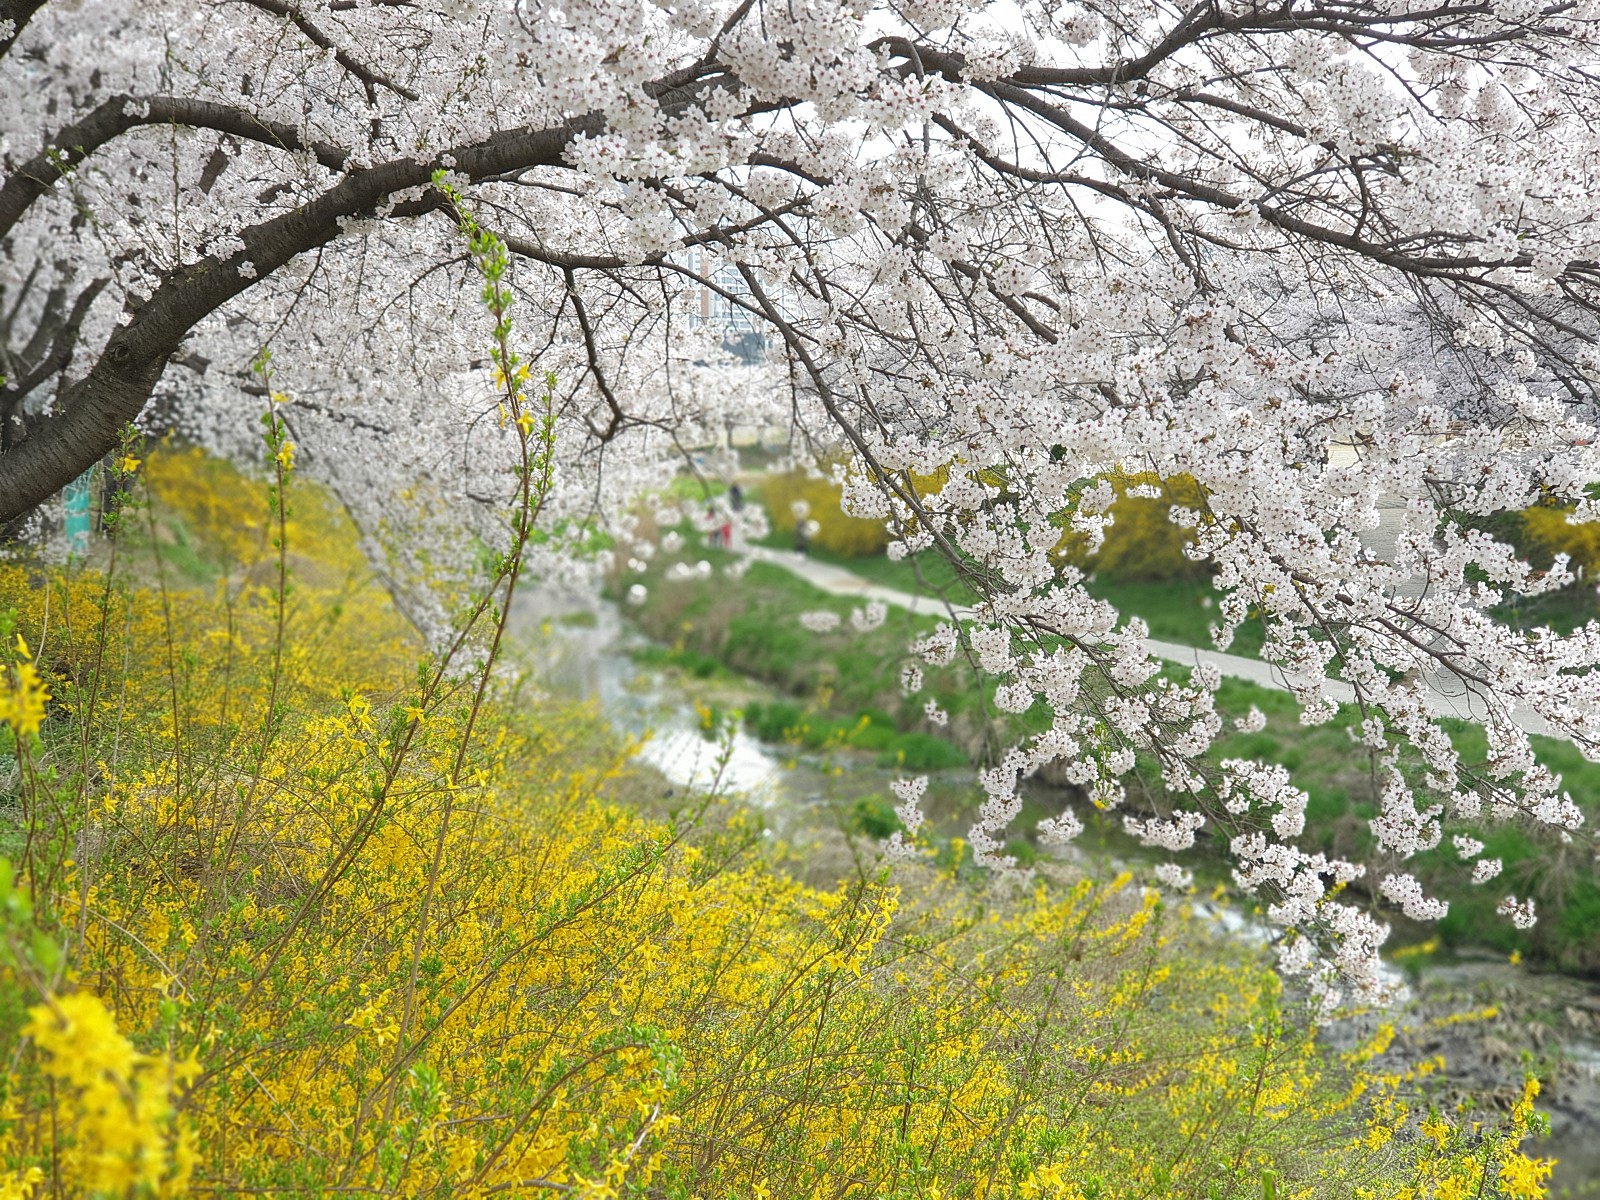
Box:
[5,0,1600,1002]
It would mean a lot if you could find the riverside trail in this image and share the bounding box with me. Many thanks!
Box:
[740,544,1561,740]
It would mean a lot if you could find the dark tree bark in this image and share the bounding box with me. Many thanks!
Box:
[0,0,47,58]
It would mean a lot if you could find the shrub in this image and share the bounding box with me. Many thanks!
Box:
[741,701,963,764]
[1520,504,1600,574]
[1078,471,1209,583]
[744,698,808,742]
[758,467,889,558]
[722,604,811,667]
[882,730,969,770]
[632,642,725,679]
[143,442,373,583]
[847,795,901,839]
[847,715,898,751]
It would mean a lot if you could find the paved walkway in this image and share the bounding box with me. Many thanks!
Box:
[743,545,966,620]
[743,545,1559,739]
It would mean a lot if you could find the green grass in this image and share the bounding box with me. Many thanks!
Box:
[1493,585,1600,634]
[120,513,226,584]
[616,532,985,765]
[1088,576,1266,658]
[812,548,984,606]
[630,642,730,680]
[742,700,969,767]
[792,549,1269,659]
[659,474,730,503]
[1182,674,1600,973]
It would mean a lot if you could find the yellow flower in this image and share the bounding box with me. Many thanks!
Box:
[2,636,50,737]
[0,447,1564,1200]
[21,990,194,1196]
[1420,1114,1452,1148]
[24,992,139,1094]
[0,1167,43,1200]
[346,996,400,1046]
[1498,1153,1553,1199]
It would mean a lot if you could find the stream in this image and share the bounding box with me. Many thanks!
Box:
[514,588,1600,1191]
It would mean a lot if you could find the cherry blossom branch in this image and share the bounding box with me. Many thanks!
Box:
[240,0,421,102]
[0,95,351,243]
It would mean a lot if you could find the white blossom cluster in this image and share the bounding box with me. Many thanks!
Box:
[1379,873,1449,923]
[1153,863,1193,893]
[881,775,929,861]
[850,600,887,632]
[1471,858,1504,885]
[664,560,714,582]
[1497,894,1538,930]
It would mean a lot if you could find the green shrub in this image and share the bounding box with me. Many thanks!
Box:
[632,643,726,679]
[724,611,815,679]
[849,723,897,752]
[882,731,968,770]
[744,703,943,763]
[848,795,902,839]
[744,699,808,743]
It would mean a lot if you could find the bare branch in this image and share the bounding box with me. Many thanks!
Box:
[240,0,422,102]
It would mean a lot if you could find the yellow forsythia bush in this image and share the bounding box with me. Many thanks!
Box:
[1051,470,1208,582]
[1520,504,1600,575]
[757,463,951,559]
[6,988,198,1196]
[0,447,1552,1198]
[758,467,890,557]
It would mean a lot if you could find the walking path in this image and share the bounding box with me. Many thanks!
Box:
[742,545,1559,740]
[743,545,963,620]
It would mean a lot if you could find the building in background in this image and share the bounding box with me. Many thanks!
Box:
[691,255,767,368]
